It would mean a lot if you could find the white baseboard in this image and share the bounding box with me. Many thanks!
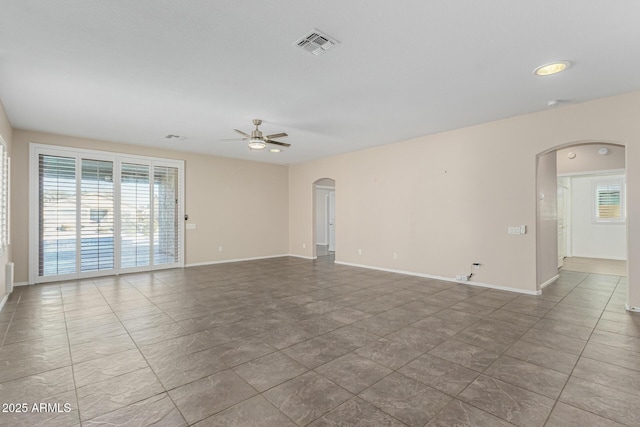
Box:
[287,254,317,260]
[0,293,8,313]
[334,260,541,295]
[14,281,29,287]
[185,254,289,268]
[539,274,559,290]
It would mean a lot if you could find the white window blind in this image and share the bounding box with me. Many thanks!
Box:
[80,159,114,272]
[154,166,179,266]
[595,180,625,222]
[39,155,77,277]
[30,145,184,283]
[0,140,8,254]
[121,163,151,269]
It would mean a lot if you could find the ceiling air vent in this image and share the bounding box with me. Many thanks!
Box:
[295,30,339,56]
[164,134,186,141]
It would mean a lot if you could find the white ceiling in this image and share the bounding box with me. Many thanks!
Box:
[1,1,639,165]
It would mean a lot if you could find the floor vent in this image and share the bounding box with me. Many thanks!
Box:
[295,30,339,56]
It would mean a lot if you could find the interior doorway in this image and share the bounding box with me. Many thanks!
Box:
[556,143,627,276]
[313,178,335,258]
[536,142,627,289]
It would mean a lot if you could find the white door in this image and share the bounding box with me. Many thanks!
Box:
[557,185,568,267]
[328,190,336,252]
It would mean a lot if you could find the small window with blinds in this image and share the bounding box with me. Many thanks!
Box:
[594,179,625,223]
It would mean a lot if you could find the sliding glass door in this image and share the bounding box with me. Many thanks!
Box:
[31,145,184,283]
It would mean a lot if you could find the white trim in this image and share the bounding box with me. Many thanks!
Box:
[185,254,290,267]
[315,185,335,190]
[558,168,625,178]
[625,304,640,313]
[334,260,542,295]
[287,254,317,260]
[539,274,560,289]
[13,281,29,287]
[0,293,8,313]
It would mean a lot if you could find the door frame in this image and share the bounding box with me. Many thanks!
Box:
[29,143,185,284]
[312,179,336,258]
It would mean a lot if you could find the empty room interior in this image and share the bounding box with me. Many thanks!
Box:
[1,1,640,426]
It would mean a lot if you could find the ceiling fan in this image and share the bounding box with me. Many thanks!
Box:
[231,119,290,151]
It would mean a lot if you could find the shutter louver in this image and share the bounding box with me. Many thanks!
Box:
[80,159,114,272]
[121,163,151,268]
[153,166,179,265]
[39,155,77,276]
[596,183,622,220]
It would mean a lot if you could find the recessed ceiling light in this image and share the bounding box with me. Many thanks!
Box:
[534,61,571,76]
[269,148,282,153]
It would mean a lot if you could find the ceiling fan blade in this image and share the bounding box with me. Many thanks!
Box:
[234,129,250,137]
[266,140,291,148]
[219,138,247,141]
[265,132,288,140]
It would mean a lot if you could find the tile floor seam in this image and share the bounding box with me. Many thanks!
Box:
[444,274,585,427]
[0,291,21,347]
[62,284,83,426]
[540,272,619,426]
[91,286,190,426]
[1,261,630,427]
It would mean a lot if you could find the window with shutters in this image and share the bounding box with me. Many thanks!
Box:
[29,144,184,283]
[594,179,625,223]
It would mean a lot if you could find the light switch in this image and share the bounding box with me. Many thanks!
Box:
[186,223,196,230]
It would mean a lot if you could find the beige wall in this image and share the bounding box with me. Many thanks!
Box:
[0,100,12,303]
[557,143,625,174]
[11,130,289,283]
[289,91,640,297]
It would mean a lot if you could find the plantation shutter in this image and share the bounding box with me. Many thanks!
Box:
[38,154,77,277]
[595,182,622,220]
[31,145,184,283]
[153,165,179,266]
[121,163,151,269]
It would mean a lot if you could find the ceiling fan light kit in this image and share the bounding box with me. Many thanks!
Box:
[248,139,266,150]
[231,119,291,152]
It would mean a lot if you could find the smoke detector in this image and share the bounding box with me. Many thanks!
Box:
[295,30,339,56]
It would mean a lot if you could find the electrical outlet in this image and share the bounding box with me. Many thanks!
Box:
[393,252,397,259]
[508,226,527,235]
[358,248,362,255]
[186,223,196,230]
[473,263,481,269]
[456,274,469,281]
[218,246,223,252]
[302,243,306,249]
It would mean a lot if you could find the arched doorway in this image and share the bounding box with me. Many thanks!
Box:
[536,141,628,302]
[313,178,335,260]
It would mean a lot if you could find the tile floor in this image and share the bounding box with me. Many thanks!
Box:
[0,256,636,426]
